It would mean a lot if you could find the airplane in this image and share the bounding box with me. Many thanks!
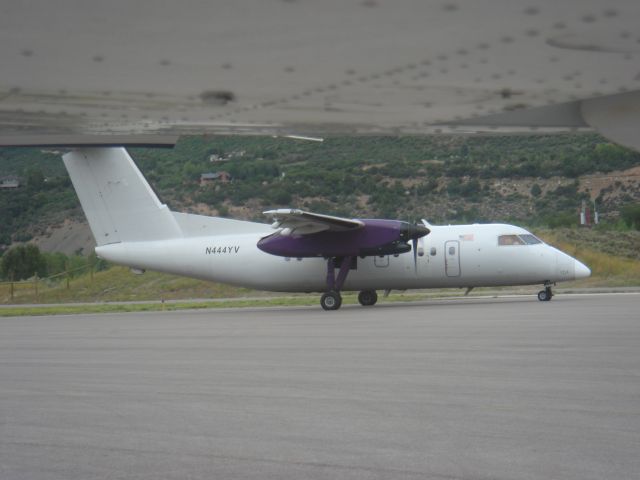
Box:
[62,147,591,310]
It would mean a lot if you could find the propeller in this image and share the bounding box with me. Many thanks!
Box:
[400,222,430,273]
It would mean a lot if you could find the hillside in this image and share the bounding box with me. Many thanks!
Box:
[2,134,640,256]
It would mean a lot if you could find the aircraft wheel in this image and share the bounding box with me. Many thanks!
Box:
[358,290,378,306]
[537,289,552,301]
[321,291,342,311]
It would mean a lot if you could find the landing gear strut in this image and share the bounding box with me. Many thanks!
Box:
[358,289,378,306]
[537,283,554,302]
[320,256,352,311]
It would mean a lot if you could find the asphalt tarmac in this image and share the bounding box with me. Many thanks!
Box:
[1,294,639,480]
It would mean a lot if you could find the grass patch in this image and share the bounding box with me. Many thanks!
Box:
[0,297,319,317]
[0,266,262,304]
[536,229,640,287]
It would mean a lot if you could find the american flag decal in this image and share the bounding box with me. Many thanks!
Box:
[459,234,474,241]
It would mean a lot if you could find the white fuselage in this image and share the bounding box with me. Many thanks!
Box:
[95,222,589,292]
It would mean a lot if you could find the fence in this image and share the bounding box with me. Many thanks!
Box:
[0,263,94,303]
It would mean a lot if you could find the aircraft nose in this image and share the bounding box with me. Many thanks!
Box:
[574,259,591,279]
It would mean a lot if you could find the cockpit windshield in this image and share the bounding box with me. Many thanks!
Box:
[498,234,543,246]
[519,234,542,245]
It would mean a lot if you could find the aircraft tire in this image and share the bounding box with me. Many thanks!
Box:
[358,290,378,306]
[537,290,551,301]
[321,291,342,310]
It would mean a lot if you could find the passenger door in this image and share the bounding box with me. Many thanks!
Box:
[445,240,460,277]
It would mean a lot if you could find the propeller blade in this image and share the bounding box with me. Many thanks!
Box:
[400,221,429,274]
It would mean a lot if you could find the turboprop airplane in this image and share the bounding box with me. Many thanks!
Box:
[62,147,590,310]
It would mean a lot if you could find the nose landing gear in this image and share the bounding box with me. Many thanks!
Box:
[537,283,554,301]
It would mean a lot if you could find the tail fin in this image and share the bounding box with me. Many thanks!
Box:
[63,147,182,245]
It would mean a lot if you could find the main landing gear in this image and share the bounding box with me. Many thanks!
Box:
[320,256,352,310]
[320,289,379,310]
[321,291,342,310]
[537,282,554,302]
[358,289,378,306]
[320,257,380,310]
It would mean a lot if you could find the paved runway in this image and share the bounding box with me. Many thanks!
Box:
[1,294,639,480]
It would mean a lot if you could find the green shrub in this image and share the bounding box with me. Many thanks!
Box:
[0,244,47,280]
[621,203,640,230]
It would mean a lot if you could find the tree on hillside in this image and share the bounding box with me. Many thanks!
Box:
[530,183,542,197]
[24,166,45,189]
[0,244,47,281]
[620,203,640,230]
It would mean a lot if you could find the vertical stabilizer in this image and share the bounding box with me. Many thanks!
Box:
[63,148,182,245]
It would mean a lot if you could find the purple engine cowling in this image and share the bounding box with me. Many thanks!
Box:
[257,219,429,258]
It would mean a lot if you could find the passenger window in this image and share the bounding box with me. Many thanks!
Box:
[498,234,525,246]
[430,247,437,256]
[448,246,455,255]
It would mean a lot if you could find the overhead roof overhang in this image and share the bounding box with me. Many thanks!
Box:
[2,1,640,150]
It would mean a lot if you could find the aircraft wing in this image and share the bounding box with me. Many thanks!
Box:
[2,1,640,150]
[259,210,428,260]
[264,209,364,236]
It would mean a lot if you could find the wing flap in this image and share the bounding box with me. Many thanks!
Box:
[264,209,364,235]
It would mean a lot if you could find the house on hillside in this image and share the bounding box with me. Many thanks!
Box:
[200,171,231,186]
[0,176,20,189]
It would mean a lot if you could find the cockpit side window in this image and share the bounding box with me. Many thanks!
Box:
[498,234,525,246]
[519,234,542,245]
